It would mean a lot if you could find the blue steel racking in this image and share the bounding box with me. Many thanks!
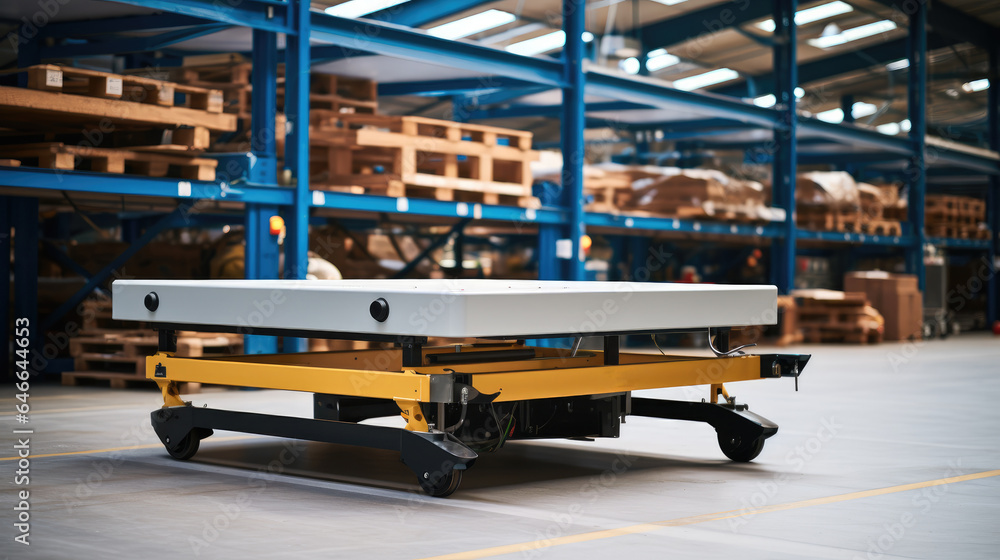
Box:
[2,0,999,367]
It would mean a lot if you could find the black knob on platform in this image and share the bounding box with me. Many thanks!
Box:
[370,298,389,322]
[144,292,159,312]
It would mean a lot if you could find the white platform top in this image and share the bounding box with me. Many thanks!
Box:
[112,279,777,338]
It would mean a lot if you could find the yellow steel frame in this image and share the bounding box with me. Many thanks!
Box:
[145,344,762,405]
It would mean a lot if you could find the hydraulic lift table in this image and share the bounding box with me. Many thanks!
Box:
[113,279,809,496]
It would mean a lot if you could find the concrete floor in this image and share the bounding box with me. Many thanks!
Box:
[2,334,999,559]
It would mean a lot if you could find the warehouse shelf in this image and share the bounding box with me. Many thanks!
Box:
[2,0,999,364]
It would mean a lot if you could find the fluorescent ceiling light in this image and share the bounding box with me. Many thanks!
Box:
[428,10,516,40]
[809,20,897,49]
[506,30,565,56]
[963,78,990,93]
[852,102,877,118]
[886,58,909,71]
[325,0,409,19]
[816,108,844,123]
[673,68,739,91]
[754,94,776,108]
[899,119,911,132]
[619,57,641,75]
[480,22,545,45]
[582,31,595,42]
[651,0,689,5]
[646,50,681,72]
[756,1,853,33]
[876,122,901,135]
[795,87,805,98]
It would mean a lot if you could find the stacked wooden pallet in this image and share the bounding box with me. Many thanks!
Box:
[310,113,540,207]
[64,299,243,389]
[794,290,884,344]
[924,194,988,240]
[797,173,904,236]
[152,60,378,120]
[0,64,235,179]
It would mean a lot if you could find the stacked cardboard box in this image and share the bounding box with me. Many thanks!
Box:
[844,271,923,341]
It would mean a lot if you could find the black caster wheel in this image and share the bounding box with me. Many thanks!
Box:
[418,469,463,498]
[718,432,764,462]
[165,434,200,461]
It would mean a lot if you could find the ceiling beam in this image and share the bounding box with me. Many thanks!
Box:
[638,1,773,52]
[868,0,998,50]
[714,34,953,98]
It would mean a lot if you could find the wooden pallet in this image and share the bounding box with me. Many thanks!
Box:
[0,158,19,167]
[0,142,217,180]
[26,64,223,113]
[154,62,377,118]
[61,371,200,392]
[860,219,902,236]
[926,194,986,221]
[69,333,242,358]
[310,114,539,207]
[925,224,989,240]
[797,207,863,233]
[796,292,882,344]
[0,86,237,132]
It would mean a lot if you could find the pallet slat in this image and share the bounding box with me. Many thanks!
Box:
[0,142,217,180]
[0,85,237,132]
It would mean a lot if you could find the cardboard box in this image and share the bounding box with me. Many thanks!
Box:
[844,271,922,341]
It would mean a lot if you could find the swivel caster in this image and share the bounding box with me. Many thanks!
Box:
[418,469,463,498]
[164,434,200,461]
[718,432,765,462]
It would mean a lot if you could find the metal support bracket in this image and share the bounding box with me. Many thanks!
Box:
[150,405,477,480]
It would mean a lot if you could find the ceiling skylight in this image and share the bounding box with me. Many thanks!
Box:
[428,10,517,40]
[325,0,410,19]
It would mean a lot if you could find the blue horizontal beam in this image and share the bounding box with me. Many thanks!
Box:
[797,117,915,155]
[108,0,292,34]
[585,71,778,128]
[926,145,1000,176]
[309,11,566,88]
[0,167,291,205]
[470,101,647,120]
[378,77,539,97]
[310,190,566,225]
[585,213,785,238]
[796,229,913,246]
[42,24,231,58]
[38,13,212,37]
[928,237,992,250]
[369,0,497,28]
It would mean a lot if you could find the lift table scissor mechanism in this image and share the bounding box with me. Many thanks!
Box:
[113,279,809,497]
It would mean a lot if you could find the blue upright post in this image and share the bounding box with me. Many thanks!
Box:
[840,94,855,124]
[905,1,928,292]
[283,0,311,352]
[1,197,10,369]
[12,198,38,366]
[244,205,280,354]
[771,0,798,294]
[561,0,586,281]
[987,45,999,325]
[245,28,280,355]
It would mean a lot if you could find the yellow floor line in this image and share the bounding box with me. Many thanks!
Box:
[417,469,1000,560]
[0,435,260,461]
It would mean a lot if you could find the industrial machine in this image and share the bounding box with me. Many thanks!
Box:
[113,279,809,497]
